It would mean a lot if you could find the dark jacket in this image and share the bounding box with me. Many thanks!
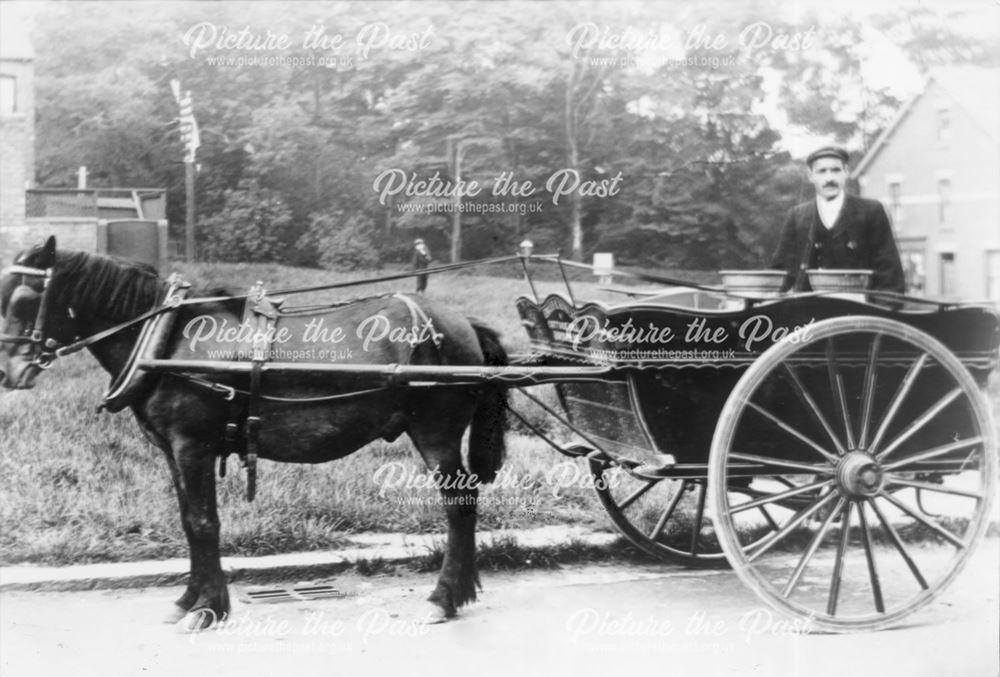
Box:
[770,194,905,293]
[412,248,432,269]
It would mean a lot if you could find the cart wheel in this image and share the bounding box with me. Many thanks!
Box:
[588,459,782,567]
[709,316,997,632]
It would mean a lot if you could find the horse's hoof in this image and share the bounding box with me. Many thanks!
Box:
[418,602,450,625]
[177,607,221,633]
[163,604,188,624]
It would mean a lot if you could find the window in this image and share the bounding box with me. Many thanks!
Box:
[937,177,951,225]
[903,251,925,294]
[940,252,956,297]
[988,251,1000,301]
[936,106,951,143]
[0,75,15,115]
[887,179,903,225]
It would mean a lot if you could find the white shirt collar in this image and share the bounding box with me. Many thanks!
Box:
[816,192,845,230]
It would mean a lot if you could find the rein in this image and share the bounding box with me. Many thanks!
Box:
[1,254,522,369]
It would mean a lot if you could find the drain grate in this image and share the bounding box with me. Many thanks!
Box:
[241,584,348,604]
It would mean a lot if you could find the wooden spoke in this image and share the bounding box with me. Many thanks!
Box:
[648,480,688,542]
[730,452,835,475]
[747,491,840,562]
[782,363,847,457]
[879,491,966,549]
[747,401,840,464]
[857,334,882,450]
[689,481,708,556]
[868,498,929,591]
[857,504,885,613]
[826,338,856,451]
[617,478,657,512]
[758,505,780,532]
[731,478,834,514]
[867,353,929,455]
[883,474,984,500]
[875,388,964,461]
[709,316,996,630]
[882,436,983,472]
[826,502,853,617]
[783,497,846,599]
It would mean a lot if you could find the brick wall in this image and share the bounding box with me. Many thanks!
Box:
[858,80,1000,299]
[0,114,28,263]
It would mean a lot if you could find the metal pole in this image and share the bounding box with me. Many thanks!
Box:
[138,359,620,384]
[185,160,196,262]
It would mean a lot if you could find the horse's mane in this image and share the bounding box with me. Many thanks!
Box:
[51,251,164,320]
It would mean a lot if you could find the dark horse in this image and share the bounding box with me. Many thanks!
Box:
[0,237,507,628]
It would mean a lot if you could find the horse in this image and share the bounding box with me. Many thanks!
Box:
[0,236,508,629]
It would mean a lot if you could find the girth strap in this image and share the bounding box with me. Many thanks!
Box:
[241,281,278,502]
[244,360,262,502]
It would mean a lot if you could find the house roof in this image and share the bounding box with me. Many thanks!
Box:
[853,66,1000,178]
[932,67,1000,143]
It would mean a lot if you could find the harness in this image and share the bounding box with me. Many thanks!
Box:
[180,286,444,500]
[2,265,445,502]
[0,264,188,371]
[0,265,56,369]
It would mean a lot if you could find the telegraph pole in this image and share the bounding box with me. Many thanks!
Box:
[171,79,200,262]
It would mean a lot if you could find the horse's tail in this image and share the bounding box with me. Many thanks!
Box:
[468,320,508,485]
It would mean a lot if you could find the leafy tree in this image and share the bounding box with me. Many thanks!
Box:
[301,212,381,271]
[32,0,976,270]
[199,180,292,262]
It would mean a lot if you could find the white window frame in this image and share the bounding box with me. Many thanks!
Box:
[935,101,951,144]
[0,74,16,115]
[885,173,904,228]
[987,250,1000,302]
[935,170,953,226]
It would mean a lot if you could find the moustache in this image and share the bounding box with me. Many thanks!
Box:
[823,182,838,188]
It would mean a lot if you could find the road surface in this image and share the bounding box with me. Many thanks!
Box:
[2,540,997,677]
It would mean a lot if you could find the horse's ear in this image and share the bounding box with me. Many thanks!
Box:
[41,236,56,265]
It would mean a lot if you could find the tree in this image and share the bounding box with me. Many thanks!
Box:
[199,180,292,262]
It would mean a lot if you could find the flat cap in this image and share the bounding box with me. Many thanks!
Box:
[806,145,849,167]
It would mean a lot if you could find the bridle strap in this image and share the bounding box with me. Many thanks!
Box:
[0,265,52,350]
[1,264,188,366]
[3,265,49,277]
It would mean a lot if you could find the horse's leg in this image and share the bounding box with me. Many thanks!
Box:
[130,416,201,625]
[160,448,197,623]
[411,425,480,622]
[163,438,230,630]
[158,448,210,624]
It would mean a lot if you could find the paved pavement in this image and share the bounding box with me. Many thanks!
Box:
[0,526,618,591]
[2,539,997,677]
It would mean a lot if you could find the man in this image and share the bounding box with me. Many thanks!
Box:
[771,146,905,293]
[412,238,433,293]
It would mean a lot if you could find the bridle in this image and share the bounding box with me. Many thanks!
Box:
[1,263,189,376]
[0,264,59,370]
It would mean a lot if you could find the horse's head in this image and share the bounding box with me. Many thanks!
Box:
[0,236,78,389]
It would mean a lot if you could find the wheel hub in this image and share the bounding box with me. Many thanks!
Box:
[836,451,883,499]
